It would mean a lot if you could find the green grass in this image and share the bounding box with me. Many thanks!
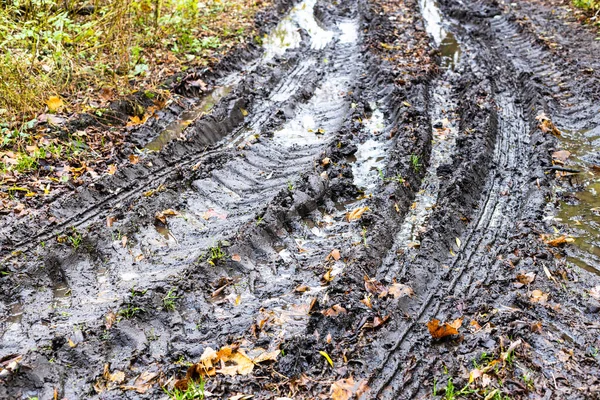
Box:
[164,378,205,400]
[206,244,225,265]
[573,0,600,13]
[410,154,422,172]
[162,288,179,311]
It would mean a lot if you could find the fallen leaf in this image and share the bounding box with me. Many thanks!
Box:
[46,96,64,113]
[426,317,463,339]
[322,304,347,317]
[232,254,241,262]
[361,294,372,308]
[530,290,548,304]
[590,286,600,300]
[330,377,368,400]
[470,319,482,332]
[107,216,116,227]
[388,283,414,299]
[321,157,331,166]
[107,164,117,175]
[536,113,561,136]
[346,206,369,222]
[121,371,158,394]
[530,321,543,333]
[105,311,117,330]
[544,235,574,247]
[295,285,310,293]
[364,276,386,296]
[469,368,483,384]
[322,269,334,283]
[104,364,125,383]
[327,249,341,261]
[456,237,461,248]
[516,272,536,285]
[552,150,571,162]
[129,154,140,164]
[319,351,333,367]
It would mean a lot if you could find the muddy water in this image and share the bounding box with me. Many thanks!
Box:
[263,0,333,60]
[351,105,387,191]
[385,0,461,268]
[419,0,461,70]
[554,125,600,275]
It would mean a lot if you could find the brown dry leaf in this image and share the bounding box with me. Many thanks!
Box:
[135,254,144,262]
[105,311,117,330]
[232,254,241,262]
[388,283,414,299]
[590,286,600,300]
[129,154,140,164]
[121,235,128,248]
[552,150,571,162]
[346,206,369,222]
[104,364,126,383]
[121,371,158,394]
[107,164,117,175]
[363,315,390,329]
[544,235,574,247]
[531,289,549,304]
[364,276,387,296]
[155,209,179,224]
[107,216,116,228]
[322,304,347,317]
[536,113,561,136]
[330,377,368,400]
[516,272,536,285]
[321,157,331,166]
[426,317,463,339]
[217,347,254,376]
[470,319,482,332]
[530,321,543,333]
[322,269,334,283]
[46,96,64,113]
[468,368,483,384]
[295,284,310,293]
[327,249,341,261]
[361,294,372,309]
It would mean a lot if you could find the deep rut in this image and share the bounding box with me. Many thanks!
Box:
[3,0,600,399]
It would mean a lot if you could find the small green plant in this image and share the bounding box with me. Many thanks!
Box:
[287,180,294,191]
[385,174,405,184]
[164,378,205,400]
[118,305,144,319]
[573,0,600,13]
[162,288,180,311]
[256,215,264,225]
[206,244,226,266]
[522,372,534,390]
[67,228,82,250]
[441,378,475,400]
[410,154,422,172]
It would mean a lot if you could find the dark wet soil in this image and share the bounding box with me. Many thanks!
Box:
[2,0,600,399]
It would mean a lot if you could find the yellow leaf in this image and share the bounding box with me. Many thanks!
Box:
[456,237,461,248]
[46,96,64,113]
[319,351,333,367]
[346,206,369,221]
[107,164,117,175]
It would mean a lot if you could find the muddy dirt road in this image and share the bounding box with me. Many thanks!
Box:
[2,0,600,398]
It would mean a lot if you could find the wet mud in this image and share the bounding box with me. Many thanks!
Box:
[2,0,600,398]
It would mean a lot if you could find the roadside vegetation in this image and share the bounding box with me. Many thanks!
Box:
[0,0,268,208]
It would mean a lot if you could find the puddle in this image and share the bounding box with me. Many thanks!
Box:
[145,83,236,152]
[553,126,600,274]
[52,282,71,309]
[352,139,386,191]
[263,0,333,60]
[419,0,462,69]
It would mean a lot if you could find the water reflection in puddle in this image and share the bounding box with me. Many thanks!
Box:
[553,126,600,274]
[52,282,71,309]
[145,83,236,152]
[263,0,333,60]
[419,0,462,70]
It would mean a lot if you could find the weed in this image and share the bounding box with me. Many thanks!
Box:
[206,244,226,265]
[256,215,264,225]
[162,288,180,311]
[410,154,422,172]
[386,174,405,184]
[118,305,144,319]
[164,377,205,400]
[14,153,38,173]
[287,180,294,191]
[67,228,82,250]
[441,378,475,400]
[522,371,534,390]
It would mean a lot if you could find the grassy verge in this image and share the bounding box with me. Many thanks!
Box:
[0,0,270,209]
